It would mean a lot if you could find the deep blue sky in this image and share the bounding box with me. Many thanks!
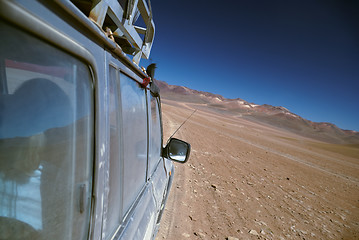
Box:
[143,0,359,131]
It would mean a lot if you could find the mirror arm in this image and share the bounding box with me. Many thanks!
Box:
[161,146,168,158]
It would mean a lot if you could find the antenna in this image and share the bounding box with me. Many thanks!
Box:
[168,109,197,141]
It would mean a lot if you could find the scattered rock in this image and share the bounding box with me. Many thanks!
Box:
[300,230,308,235]
[226,237,239,240]
[156,103,358,240]
[194,232,206,238]
[247,182,254,186]
[236,229,243,234]
[182,233,190,238]
[259,220,267,226]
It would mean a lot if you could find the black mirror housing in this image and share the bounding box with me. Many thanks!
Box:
[163,138,190,163]
[146,63,156,79]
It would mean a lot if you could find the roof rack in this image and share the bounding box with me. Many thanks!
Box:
[70,0,155,65]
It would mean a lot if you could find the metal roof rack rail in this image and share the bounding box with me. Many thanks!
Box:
[70,0,155,65]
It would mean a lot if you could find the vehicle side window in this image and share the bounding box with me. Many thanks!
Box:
[104,66,123,238]
[0,22,94,240]
[148,95,162,175]
[119,73,147,214]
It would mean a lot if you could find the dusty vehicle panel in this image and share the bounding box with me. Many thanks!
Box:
[0,1,190,239]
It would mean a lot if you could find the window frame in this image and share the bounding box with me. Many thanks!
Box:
[104,65,152,239]
[118,71,148,214]
[102,64,125,239]
[0,2,98,239]
[147,93,164,178]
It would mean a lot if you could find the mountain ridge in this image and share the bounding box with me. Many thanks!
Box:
[155,79,359,144]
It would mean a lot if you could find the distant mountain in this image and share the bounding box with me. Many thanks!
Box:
[155,79,359,144]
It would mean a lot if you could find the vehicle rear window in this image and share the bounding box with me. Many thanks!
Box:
[0,22,94,239]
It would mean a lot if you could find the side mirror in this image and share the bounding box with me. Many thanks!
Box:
[163,138,190,163]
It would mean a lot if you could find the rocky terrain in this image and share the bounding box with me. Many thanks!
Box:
[155,82,359,240]
[155,80,359,145]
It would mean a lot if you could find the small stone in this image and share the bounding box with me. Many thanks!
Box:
[197,232,206,238]
[259,220,267,226]
[211,184,217,189]
[226,237,239,240]
[300,230,308,235]
[182,233,190,238]
[249,230,259,236]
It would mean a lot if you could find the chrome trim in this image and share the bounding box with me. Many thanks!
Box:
[111,182,148,240]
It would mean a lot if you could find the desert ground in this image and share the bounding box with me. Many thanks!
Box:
[155,99,359,240]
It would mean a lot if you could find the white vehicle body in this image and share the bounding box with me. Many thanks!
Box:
[0,1,190,239]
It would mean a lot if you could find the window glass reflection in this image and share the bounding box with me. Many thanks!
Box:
[148,96,162,174]
[0,22,93,239]
[120,73,147,214]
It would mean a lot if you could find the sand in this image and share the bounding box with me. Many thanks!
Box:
[156,99,359,240]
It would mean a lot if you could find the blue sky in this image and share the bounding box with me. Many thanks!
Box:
[143,0,359,131]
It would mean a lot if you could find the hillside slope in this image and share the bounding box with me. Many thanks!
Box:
[155,80,359,144]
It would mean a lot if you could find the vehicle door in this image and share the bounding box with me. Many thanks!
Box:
[102,53,160,240]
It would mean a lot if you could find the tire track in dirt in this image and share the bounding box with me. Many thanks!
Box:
[201,128,356,239]
[156,102,359,239]
[188,102,359,171]
[209,130,358,238]
[156,112,179,239]
[156,111,192,239]
[190,118,359,184]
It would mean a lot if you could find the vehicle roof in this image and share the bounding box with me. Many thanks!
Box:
[58,0,155,78]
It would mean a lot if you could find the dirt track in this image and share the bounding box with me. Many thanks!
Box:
[156,100,359,240]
